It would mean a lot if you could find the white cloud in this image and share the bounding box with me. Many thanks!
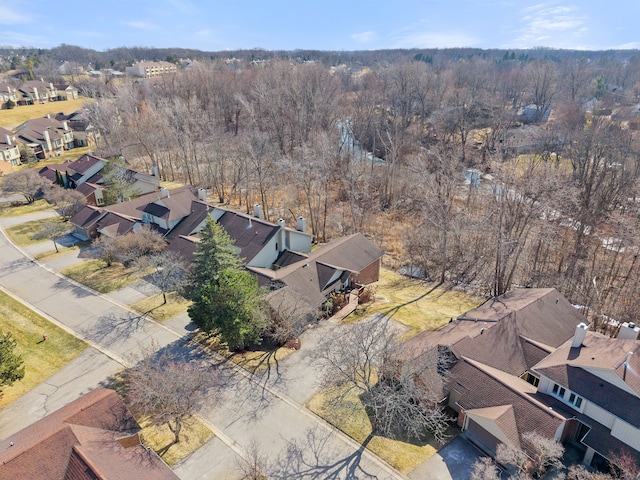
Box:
[122,20,159,31]
[0,6,30,25]
[0,30,46,47]
[351,31,377,44]
[394,31,479,49]
[196,29,212,37]
[514,3,587,48]
[613,42,640,50]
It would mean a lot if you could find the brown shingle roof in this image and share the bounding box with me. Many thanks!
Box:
[96,212,135,236]
[465,404,521,448]
[458,288,585,349]
[452,358,565,459]
[104,186,196,222]
[75,182,102,197]
[256,233,384,308]
[66,153,106,175]
[405,288,586,376]
[70,205,105,229]
[0,388,178,480]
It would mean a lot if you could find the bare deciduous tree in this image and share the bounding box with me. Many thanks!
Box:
[136,250,187,304]
[34,219,72,253]
[566,465,614,480]
[236,438,270,480]
[94,228,165,267]
[496,432,564,478]
[45,185,86,219]
[1,169,50,204]
[266,287,318,346]
[316,315,452,443]
[125,346,217,445]
[470,457,501,480]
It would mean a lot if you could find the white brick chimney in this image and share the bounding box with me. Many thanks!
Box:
[571,323,588,348]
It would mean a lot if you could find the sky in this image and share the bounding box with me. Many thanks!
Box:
[2,0,639,52]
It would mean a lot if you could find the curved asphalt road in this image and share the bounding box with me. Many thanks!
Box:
[0,209,406,480]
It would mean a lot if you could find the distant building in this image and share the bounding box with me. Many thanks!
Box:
[0,82,18,109]
[126,61,178,78]
[0,127,21,172]
[14,116,74,160]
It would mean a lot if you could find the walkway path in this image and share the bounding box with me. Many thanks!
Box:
[0,209,406,480]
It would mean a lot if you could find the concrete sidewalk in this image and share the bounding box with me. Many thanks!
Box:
[0,210,408,480]
[0,209,59,228]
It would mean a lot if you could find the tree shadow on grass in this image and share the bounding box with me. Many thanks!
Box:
[378,281,443,320]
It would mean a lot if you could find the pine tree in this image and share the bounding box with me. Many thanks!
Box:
[0,331,25,397]
[187,218,267,350]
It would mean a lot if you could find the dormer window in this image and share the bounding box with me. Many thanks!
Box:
[552,383,566,398]
[568,393,583,408]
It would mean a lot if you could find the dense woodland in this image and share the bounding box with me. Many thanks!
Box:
[7,45,640,329]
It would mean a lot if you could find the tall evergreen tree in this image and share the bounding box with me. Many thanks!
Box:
[0,330,24,397]
[187,218,267,350]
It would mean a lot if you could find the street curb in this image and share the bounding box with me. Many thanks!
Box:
[0,215,406,480]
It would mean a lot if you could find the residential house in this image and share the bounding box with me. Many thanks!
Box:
[71,188,383,311]
[248,232,384,309]
[71,186,199,240]
[14,116,74,160]
[38,152,159,205]
[404,288,640,471]
[63,153,107,186]
[55,110,100,147]
[519,104,551,124]
[0,388,179,480]
[53,83,79,101]
[69,205,104,239]
[17,80,57,105]
[126,61,178,78]
[0,127,21,172]
[58,61,84,76]
[531,327,640,469]
[0,82,18,108]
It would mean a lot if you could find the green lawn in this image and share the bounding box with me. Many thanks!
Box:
[4,216,68,247]
[353,268,483,335]
[61,260,144,293]
[131,292,191,322]
[0,290,86,408]
[0,199,54,218]
[308,388,439,474]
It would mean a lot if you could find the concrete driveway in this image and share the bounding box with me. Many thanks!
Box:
[259,312,409,405]
[0,212,407,480]
[409,436,486,480]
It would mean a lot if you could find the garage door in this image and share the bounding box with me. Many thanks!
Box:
[466,418,501,453]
